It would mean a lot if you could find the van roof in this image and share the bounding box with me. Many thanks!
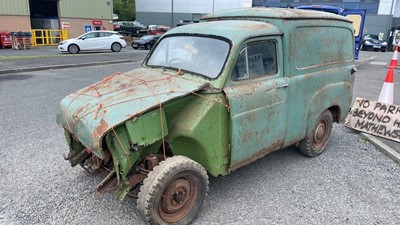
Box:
[166,20,281,44]
[202,7,351,23]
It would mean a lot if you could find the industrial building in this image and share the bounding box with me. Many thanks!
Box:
[0,0,114,39]
[136,0,400,41]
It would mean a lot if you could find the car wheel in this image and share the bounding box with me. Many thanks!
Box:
[299,110,333,157]
[135,29,140,36]
[145,43,151,50]
[68,44,79,54]
[111,42,122,52]
[138,155,208,225]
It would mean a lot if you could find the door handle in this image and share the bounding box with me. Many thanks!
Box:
[351,67,357,75]
[277,84,289,89]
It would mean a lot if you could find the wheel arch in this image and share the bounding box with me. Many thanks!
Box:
[306,82,352,130]
[166,93,230,177]
[68,43,80,53]
[111,42,122,52]
[168,135,228,177]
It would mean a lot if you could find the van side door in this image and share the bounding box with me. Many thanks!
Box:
[343,9,366,60]
[223,37,288,170]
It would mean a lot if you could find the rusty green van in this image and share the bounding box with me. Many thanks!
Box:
[57,8,356,225]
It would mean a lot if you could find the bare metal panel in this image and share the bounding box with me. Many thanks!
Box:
[59,0,112,19]
[0,0,29,16]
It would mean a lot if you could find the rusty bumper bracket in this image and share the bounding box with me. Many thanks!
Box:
[96,169,117,193]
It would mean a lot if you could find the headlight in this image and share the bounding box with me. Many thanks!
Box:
[365,41,372,45]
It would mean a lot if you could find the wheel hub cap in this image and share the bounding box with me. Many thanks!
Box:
[314,123,326,143]
[161,179,190,214]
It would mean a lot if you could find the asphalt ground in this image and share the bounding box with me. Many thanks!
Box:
[0,46,148,74]
[354,51,400,163]
[0,46,399,163]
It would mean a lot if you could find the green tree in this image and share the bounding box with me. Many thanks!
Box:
[114,0,136,21]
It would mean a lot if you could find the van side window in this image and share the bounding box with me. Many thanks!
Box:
[232,41,277,81]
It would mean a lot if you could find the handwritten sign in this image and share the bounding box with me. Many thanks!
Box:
[248,53,265,76]
[344,97,400,142]
[236,53,265,80]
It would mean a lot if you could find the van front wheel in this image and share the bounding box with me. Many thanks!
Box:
[299,110,333,157]
[138,155,208,225]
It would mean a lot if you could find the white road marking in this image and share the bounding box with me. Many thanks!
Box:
[370,61,388,66]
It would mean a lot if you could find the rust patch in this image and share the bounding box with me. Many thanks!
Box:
[128,173,147,188]
[94,119,109,140]
[238,23,271,31]
[230,140,283,172]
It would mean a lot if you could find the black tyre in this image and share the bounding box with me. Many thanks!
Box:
[68,44,79,54]
[111,42,122,52]
[135,29,140,36]
[145,43,151,50]
[299,110,333,157]
[138,155,209,225]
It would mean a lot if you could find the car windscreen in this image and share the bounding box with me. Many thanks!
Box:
[146,36,230,79]
[141,36,155,40]
[365,35,383,41]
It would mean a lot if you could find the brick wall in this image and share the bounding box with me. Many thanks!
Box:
[0,15,31,32]
[60,18,113,38]
[0,15,113,39]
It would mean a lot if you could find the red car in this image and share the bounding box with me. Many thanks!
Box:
[113,22,123,31]
[150,25,171,35]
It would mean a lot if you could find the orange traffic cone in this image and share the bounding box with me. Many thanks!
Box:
[378,66,394,104]
[389,44,398,68]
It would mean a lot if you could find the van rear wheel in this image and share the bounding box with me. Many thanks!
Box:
[299,110,333,157]
[137,155,208,225]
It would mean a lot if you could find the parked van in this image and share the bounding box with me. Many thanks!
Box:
[57,8,356,225]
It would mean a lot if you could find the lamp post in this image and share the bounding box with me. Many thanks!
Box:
[171,0,174,27]
[386,0,395,42]
[213,0,215,13]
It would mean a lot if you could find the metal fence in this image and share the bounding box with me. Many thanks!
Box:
[31,29,68,47]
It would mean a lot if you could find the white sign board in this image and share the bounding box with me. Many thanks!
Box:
[248,53,265,76]
[344,97,400,143]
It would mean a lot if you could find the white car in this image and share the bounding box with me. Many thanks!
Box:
[58,31,127,54]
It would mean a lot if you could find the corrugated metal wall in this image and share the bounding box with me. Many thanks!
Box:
[59,0,113,19]
[0,0,29,15]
